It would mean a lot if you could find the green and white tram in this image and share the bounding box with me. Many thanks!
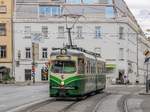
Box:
[49,47,106,98]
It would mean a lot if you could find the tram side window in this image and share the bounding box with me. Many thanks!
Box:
[97,62,102,74]
[91,62,96,74]
[78,58,85,74]
[97,63,100,73]
[91,63,93,74]
[102,63,106,73]
[86,61,90,74]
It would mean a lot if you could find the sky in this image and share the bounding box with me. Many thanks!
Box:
[125,0,150,36]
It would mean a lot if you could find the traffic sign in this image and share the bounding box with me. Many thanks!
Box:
[145,57,150,63]
[144,49,150,56]
[31,33,44,43]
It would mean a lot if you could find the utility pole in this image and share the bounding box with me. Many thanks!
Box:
[32,43,35,84]
[144,49,150,93]
[31,33,42,84]
[136,33,139,79]
[146,63,149,93]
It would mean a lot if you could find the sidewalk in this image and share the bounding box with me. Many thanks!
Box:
[107,84,145,88]
[139,88,150,95]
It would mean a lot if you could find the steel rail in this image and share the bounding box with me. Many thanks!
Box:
[18,99,56,112]
[92,92,111,112]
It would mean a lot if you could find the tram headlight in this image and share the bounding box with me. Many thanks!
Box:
[61,81,64,86]
[60,49,67,55]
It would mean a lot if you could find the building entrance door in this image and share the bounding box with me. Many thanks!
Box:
[118,70,125,84]
[0,73,2,81]
[25,69,31,81]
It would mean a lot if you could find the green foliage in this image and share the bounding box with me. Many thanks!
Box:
[3,74,15,81]
[3,74,11,81]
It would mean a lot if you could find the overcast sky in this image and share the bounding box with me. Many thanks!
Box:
[125,0,150,35]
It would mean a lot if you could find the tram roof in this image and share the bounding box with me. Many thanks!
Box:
[50,49,105,62]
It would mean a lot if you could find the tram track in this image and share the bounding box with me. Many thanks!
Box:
[118,94,130,112]
[58,101,78,112]
[18,98,78,112]
[18,99,56,112]
[18,92,109,112]
[118,86,144,112]
[92,92,111,112]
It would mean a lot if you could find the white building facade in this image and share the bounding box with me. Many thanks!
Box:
[13,0,150,84]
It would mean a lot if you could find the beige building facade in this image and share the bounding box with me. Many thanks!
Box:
[0,0,13,81]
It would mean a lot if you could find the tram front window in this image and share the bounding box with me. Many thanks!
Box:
[51,60,76,74]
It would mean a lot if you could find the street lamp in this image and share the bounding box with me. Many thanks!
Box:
[31,33,42,84]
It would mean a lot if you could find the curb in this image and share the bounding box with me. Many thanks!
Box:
[139,92,150,95]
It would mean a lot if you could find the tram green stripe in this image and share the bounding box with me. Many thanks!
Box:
[64,75,85,85]
[50,75,61,84]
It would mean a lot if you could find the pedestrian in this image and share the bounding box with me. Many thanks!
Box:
[124,75,128,85]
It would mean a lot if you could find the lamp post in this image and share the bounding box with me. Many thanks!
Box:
[31,33,42,84]
[32,43,35,84]
[144,50,150,93]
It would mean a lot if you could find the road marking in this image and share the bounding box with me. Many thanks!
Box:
[6,98,50,112]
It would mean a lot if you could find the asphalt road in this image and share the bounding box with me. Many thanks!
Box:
[0,83,49,112]
[1,84,150,112]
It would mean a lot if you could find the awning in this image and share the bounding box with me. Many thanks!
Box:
[106,64,116,69]
[0,67,9,73]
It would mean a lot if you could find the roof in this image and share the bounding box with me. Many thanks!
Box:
[50,49,105,62]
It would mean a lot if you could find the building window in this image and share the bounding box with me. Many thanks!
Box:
[119,48,124,60]
[107,0,113,4]
[105,6,115,18]
[24,26,31,38]
[119,27,124,39]
[83,0,99,4]
[25,48,31,59]
[42,26,48,37]
[42,48,48,59]
[58,26,64,38]
[66,0,81,4]
[0,5,7,13]
[39,5,61,16]
[76,26,83,39]
[0,46,6,58]
[25,69,31,81]
[0,23,6,36]
[95,26,101,39]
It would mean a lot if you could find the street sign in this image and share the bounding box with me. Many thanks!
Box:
[144,49,150,56]
[31,33,44,43]
[145,57,150,63]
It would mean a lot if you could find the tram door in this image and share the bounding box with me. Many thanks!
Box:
[78,58,85,74]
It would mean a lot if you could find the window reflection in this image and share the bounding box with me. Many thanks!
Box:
[66,0,81,4]
[65,0,112,4]
[39,6,61,16]
[105,7,115,18]
[83,0,98,4]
